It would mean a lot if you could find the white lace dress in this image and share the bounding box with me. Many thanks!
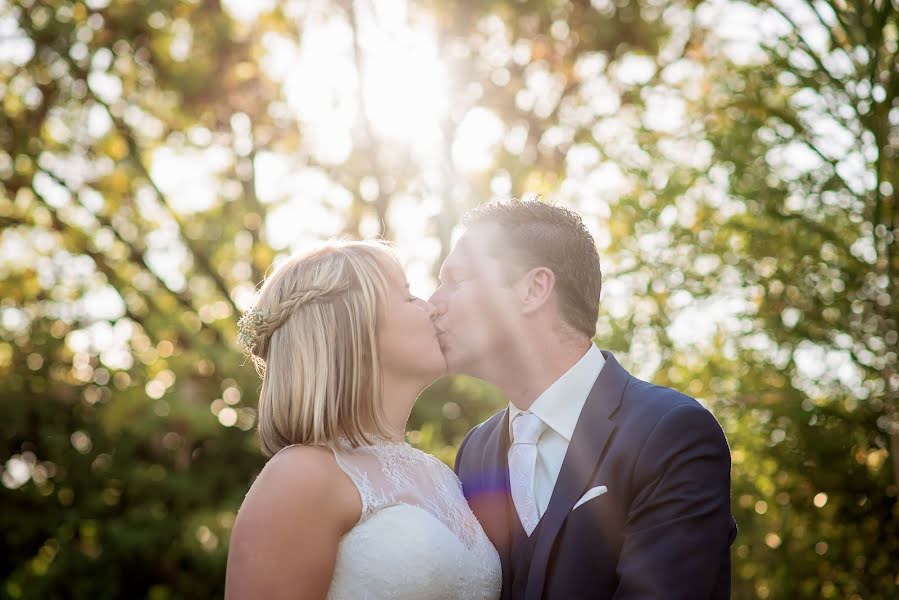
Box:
[275,438,501,600]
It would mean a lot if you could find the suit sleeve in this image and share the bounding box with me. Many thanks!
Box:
[612,403,736,599]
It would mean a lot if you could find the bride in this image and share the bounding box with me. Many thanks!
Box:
[224,240,501,600]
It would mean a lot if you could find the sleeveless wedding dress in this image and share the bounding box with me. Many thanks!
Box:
[275,438,501,600]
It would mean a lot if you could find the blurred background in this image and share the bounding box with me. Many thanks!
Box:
[1,0,897,598]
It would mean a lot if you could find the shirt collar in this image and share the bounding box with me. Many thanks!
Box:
[508,343,606,443]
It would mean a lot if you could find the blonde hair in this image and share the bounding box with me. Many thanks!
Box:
[243,240,405,457]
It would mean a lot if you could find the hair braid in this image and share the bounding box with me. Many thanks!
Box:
[252,281,350,360]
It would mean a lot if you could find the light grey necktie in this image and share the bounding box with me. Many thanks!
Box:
[509,411,548,535]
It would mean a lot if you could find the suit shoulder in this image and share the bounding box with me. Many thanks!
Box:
[620,376,719,429]
[621,380,730,474]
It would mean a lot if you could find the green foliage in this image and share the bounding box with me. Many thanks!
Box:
[1,0,897,598]
[685,2,899,596]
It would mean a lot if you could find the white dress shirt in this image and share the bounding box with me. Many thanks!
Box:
[508,343,606,518]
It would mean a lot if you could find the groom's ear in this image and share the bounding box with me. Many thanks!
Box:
[518,267,555,315]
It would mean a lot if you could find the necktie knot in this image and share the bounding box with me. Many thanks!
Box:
[512,411,546,446]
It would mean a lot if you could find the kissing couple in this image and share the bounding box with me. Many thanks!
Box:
[225,199,737,599]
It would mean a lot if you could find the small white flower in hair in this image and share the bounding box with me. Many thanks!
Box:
[237,306,265,354]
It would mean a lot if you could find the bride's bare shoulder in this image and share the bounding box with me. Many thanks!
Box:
[264,443,340,477]
[226,446,361,598]
[237,444,359,531]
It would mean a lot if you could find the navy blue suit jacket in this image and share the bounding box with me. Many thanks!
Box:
[454,351,737,600]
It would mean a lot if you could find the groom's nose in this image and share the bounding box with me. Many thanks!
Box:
[421,300,438,320]
[428,288,447,319]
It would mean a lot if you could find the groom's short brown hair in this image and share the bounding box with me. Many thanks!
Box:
[462,198,602,339]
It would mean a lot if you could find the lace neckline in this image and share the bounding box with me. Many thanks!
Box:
[336,435,410,449]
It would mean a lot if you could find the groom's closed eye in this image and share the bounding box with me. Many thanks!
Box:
[441,271,470,286]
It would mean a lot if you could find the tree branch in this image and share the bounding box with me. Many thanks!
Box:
[342,0,393,239]
[762,1,861,125]
[30,169,231,350]
[89,93,239,315]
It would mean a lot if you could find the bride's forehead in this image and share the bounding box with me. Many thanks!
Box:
[379,264,408,291]
[360,249,403,283]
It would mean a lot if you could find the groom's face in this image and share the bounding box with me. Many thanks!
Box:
[429,224,522,376]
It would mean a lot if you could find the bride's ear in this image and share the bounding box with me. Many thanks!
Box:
[518,267,555,316]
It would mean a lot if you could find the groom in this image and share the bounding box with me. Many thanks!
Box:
[429,199,737,599]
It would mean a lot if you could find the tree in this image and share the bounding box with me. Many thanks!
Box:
[1,0,286,596]
[4,0,895,597]
[677,0,898,596]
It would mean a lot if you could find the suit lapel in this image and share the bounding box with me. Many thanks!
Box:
[524,352,631,600]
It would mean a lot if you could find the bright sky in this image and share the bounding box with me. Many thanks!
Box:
[150,0,686,299]
[154,0,457,302]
